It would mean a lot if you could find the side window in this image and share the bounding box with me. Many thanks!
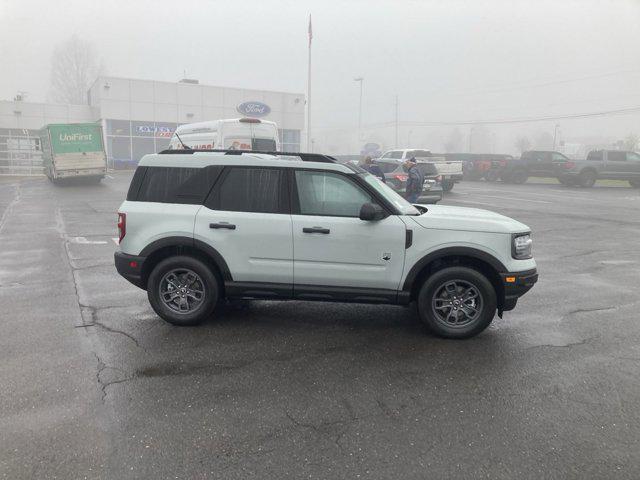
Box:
[587,151,603,161]
[377,161,399,174]
[295,170,374,217]
[389,151,404,159]
[210,167,287,214]
[134,166,222,204]
[380,151,392,159]
[627,152,640,162]
[552,153,567,161]
[608,151,626,162]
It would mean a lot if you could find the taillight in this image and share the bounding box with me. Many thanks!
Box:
[393,174,408,182]
[564,161,575,169]
[117,212,126,243]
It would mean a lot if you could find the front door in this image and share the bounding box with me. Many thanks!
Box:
[602,150,628,178]
[194,166,293,288]
[291,169,407,294]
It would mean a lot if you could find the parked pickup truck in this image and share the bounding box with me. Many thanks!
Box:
[556,150,640,188]
[378,149,463,192]
[500,150,571,184]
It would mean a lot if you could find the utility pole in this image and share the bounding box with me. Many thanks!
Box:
[394,95,399,148]
[307,15,313,151]
[553,124,560,150]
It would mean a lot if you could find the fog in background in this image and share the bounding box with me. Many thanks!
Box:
[2,0,640,154]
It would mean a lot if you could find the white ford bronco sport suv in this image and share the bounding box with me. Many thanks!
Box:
[115,149,537,339]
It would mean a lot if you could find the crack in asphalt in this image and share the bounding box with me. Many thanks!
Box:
[79,304,143,349]
[92,351,134,404]
[56,206,140,403]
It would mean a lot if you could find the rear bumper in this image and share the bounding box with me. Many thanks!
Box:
[114,251,146,289]
[442,174,464,181]
[501,268,538,311]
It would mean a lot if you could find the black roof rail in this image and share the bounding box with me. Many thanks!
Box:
[157,148,337,163]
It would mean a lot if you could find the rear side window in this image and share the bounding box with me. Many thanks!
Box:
[377,161,400,173]
[132,166,223,204]
[587,151,604,161]
[208,167,287,214]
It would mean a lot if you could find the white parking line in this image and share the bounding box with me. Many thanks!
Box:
[471,194,552,204]
[70,236,108,245]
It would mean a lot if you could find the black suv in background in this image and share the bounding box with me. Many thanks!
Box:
[499,150,570,184]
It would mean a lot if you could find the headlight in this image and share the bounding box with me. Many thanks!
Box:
[512,233,532,259]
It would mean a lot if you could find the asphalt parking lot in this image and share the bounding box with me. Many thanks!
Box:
[1,173,640,479]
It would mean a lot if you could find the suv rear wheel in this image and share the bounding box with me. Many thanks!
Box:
[147,255,219,326]
[417,266,497,339]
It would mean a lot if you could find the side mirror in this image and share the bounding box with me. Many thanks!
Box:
[359,203,386,221]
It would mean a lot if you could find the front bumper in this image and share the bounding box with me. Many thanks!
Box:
[501,268,538,312]
[114,251,146,289]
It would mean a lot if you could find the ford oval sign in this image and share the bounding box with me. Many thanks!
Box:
[236,101,271,118]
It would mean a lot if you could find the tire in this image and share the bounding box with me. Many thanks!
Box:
[147,255,220,326]
[441,179,454,192]
[578,170,597,188]
[417,266,497,339]
[510,169,528,184]
[484,169,500,182]
[629,180,640,188]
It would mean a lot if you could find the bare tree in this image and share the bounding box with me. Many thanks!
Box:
[623,133,639,151]
[514,136,531,153]
[50,35,102,105]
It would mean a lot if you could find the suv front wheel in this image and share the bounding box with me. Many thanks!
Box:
[147,255,220,326]
[417,266,497,339]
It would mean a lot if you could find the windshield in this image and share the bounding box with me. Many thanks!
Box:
[361,173,420,215]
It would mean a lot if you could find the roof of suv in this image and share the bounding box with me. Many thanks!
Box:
[139,150,356,174]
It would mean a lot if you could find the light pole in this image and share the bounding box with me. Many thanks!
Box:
[354,77,364,147]
[553,124,560,150]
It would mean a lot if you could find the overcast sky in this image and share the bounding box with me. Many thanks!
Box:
[2,0,639,151]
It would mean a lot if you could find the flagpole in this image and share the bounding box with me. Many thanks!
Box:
[307,15,312,152]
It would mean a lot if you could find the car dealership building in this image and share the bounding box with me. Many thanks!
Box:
[0,76,305,175]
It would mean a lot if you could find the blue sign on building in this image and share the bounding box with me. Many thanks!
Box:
[236,101,271,117]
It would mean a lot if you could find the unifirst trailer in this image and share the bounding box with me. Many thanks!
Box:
[41,123,107,184]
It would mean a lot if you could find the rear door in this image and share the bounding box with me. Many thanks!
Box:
[291,169,407,294]
[194,166,293,288]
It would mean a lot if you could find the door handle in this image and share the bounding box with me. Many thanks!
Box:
[209,222,236,230]
[303,226,330,234]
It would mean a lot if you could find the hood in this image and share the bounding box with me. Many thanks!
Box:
[409,204,530,234]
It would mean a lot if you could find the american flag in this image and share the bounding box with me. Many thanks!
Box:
[308,15,313,47]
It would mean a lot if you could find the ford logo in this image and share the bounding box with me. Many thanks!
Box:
[236,101,271,117]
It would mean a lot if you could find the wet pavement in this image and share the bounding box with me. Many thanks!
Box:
[1,173,640,479]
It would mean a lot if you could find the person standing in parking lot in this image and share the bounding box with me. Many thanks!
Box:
[404,157,424,203]
[361,156,385,182]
